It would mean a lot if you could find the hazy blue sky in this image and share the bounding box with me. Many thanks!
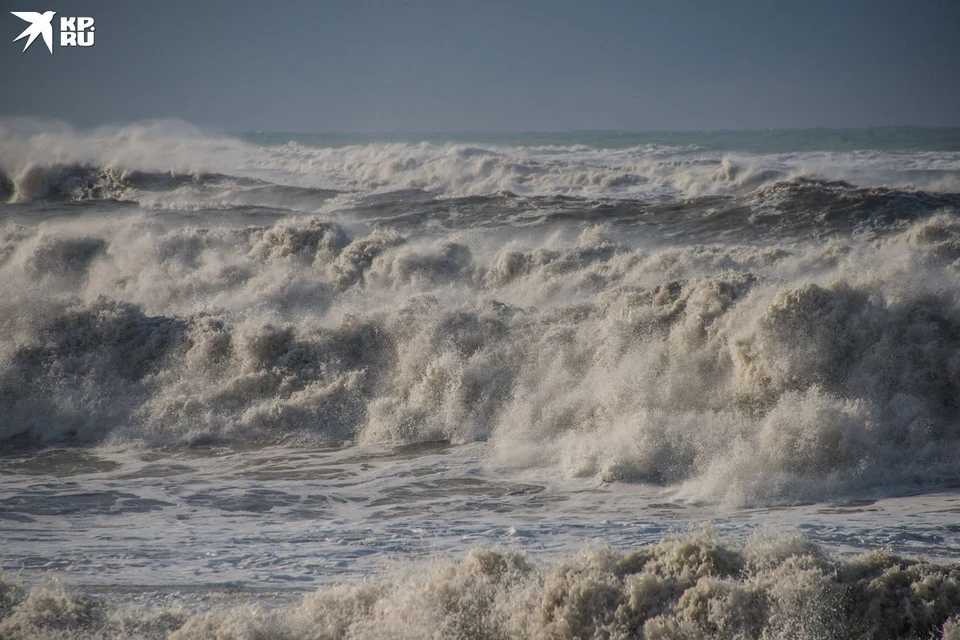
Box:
[1,0,958,132]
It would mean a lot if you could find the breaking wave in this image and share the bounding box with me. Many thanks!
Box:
[3,119,960,206]
[0,163,341,213]
[2,207,960,505]
[2,530,959,639]
[8,121,960,638]
[5,161,960,248]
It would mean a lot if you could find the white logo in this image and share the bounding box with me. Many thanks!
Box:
[59,16,95,47]
[10,11,95,53]
[11,11,55,53]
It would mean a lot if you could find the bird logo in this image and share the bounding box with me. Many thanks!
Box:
[11,11,56,54]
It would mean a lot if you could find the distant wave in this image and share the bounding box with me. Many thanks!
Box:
[5,161,960,246]
[2,211,960,505]
[369,178,960,239]
[0,163,341,212]
[4,119,960,205]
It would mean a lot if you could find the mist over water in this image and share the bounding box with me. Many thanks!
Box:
[2,120,960,637]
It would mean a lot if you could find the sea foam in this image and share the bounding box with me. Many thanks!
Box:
[2,208,960,505]
[2,531,958,639]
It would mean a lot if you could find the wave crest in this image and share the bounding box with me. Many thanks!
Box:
[3,532,958,639]
[1,213,960,503]
[4,120,960,206]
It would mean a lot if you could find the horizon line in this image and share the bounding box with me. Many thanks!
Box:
[240,125,960,136]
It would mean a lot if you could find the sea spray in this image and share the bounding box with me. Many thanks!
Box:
[2,532,959,639]
[2,211,960,504]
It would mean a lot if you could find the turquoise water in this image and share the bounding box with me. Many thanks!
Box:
[243,126,960,152]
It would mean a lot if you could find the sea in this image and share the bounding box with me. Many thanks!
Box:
[1,119,960,639]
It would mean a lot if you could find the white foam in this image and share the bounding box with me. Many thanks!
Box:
[3,119,960,206]
[1,209,960,505]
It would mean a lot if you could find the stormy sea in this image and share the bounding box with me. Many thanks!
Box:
[2,120,960,639]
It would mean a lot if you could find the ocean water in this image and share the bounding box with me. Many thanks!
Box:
[2,119,960,638]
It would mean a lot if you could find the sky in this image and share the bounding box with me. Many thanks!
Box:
[1,0,959,132]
